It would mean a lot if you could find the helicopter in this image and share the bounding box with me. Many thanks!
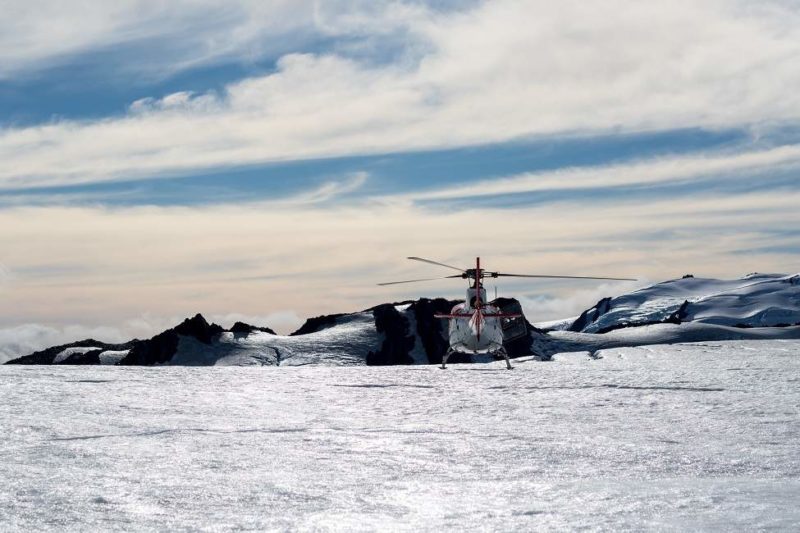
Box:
[378,257,636,369]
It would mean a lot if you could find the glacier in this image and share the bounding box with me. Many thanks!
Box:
[1,340,798,531]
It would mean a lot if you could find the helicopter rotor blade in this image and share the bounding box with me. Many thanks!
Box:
[407,256,466,273]
[491,273,637,281]
[377,274,463,286]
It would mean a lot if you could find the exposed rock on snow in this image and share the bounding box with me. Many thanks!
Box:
[366,304,415,366]
[173,313,224,343]
[290,313,348,336]
[8,339,135,365]
[53,346,102,364]
[569,297,613,332]
[118,314,224,366]
[409,298,462,365]
[229,321,276,335]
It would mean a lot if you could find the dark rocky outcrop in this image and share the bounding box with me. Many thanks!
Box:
[173,314,224,343]
[290,313,348,336]
[119,330,180,366]
[119,314,223,366]
[667,300,691,323]
[569,297,613,332]
[409,297,459,364]
[230,322,276,335]
[734,321,800,329]
[366,304,416,366]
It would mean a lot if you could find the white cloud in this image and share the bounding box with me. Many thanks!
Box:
[0,1,320,80]
[3,1,800,189]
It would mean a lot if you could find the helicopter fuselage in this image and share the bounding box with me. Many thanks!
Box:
[445,302,505,354]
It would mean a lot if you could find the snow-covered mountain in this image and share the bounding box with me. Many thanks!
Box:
[6,298,539,366]
[6,273,800,366]
[566,273,800,333]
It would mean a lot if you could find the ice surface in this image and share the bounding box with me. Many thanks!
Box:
[1,340,799,531]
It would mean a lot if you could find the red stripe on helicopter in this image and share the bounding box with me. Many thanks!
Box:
[433,313,522,318]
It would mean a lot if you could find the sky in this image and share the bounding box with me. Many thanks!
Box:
[2,0,800,361]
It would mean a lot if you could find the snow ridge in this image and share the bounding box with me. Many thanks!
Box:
[569,273,800,333]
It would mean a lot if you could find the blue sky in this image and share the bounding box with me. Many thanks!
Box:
[1,0,800,358]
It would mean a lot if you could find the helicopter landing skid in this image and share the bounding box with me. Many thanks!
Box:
[498,346,513,370]
[440,349,454,369]
[439,347,513,370]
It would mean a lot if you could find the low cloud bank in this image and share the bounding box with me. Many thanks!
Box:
[518,280,648,325]
[0,323,131,364]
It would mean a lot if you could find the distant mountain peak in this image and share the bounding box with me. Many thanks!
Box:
[567,273,800,333]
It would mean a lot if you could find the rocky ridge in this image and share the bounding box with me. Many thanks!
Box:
[6,297,541,366]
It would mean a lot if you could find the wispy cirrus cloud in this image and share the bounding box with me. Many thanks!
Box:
[398,142,800,202]
[286,172,369,205]
[0,1,320,81]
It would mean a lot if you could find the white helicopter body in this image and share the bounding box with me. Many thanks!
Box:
[445,292,504,354]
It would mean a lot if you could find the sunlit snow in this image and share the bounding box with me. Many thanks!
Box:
[98,350,129,366]
[1,340,798,531]
[576,273,800,333]
[53,346,100,364]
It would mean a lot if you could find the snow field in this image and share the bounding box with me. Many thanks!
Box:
[1,340,798,531]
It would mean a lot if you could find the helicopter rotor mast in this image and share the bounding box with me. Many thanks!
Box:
[475,257,482,340]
